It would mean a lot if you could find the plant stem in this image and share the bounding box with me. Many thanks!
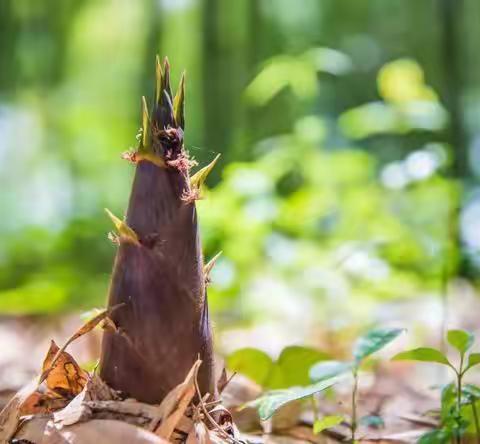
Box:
[311,395,319,422]
[351,369,358,443]
[471,401,480,444]
[456,357,464,444]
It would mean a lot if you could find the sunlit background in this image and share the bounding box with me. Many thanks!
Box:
[1,0,480,360]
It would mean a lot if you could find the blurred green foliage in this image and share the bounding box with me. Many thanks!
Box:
[0,0,479,328]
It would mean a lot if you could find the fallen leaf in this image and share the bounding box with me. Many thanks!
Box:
[153,360,201,439]
[0,378,38,442]
[42,340,88,398]
[100,316,118,333]
[208,404,242,443]
[186,421,212,444]
[216,366,229,394]
[42,419,170,444]
[54,374,121,426]
[367,429,432,443]
[20,390,69,415]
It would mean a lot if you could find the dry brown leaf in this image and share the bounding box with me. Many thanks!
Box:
[153,360,201,439]
[85,399,160,422]
[186,421,213,444]
[217,367,229,394]
[42,418,170,444]
[53,374,120,427]
[100,316,118,333]
[0,378,38,442]
[21,390,70,415]
[42,340,89,398]
[39,304,124,386]
[174,414,194,435]
[366,429,432,443]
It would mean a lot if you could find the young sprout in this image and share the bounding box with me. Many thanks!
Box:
[393,329,480,444]
[310,327,404,442]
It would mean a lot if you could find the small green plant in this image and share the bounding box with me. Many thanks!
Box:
[234,346,341,421]
[309,327,404,441]
[227,345,330,390]
[393,329,480,444]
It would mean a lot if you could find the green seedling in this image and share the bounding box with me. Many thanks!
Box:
[233,346,340,421]
[227,345,330,390]
[393,329,480,444]
[309,327,404,442]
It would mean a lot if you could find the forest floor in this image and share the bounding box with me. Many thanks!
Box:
[1,285,480,443]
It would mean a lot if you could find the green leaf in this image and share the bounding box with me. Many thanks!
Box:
[441,383,456,422]
[447,330,474,355]
[309,360,353,382]
[465,353,480,373]
[353,327,404,364]
[227,348,274,387]
[462,384,480,403]
[247,375,346,421]
[418,429,452,444]
[392,348,452,368]
[270,346,331,388]
[313,415,344,434]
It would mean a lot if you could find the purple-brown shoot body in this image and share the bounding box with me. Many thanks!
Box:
[99,57,217,404]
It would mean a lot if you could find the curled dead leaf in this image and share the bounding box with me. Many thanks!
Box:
[39,304,124,386]
[42,340,89,398]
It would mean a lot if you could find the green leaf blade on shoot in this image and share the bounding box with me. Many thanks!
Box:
[392,347,453,369]
[309,360,353,382]
[465,353,480,373]
[313,415,344,434]
[246,374,347,421]
[272,346,331,388]
[353,327,405,365]
[190,154,221,190]
[447,329,474,356]
[226,348,274,387]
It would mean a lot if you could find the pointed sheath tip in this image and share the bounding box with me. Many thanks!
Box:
[173,72,186,129]
[141,96,150,148]
[104,208,122,230]
[190,153,221,190]
[163,56,170,71]
[204,251,223,278]
[104,208,140,246]
[142,96,149,116]
[161,57,171,97]
[155,55,163,103]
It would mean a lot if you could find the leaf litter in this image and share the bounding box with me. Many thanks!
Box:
[0,307,242,444]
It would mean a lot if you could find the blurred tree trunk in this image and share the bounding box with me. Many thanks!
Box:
[201,0,253,171]
[440,0,467,178]
[438,0,466,347]
[202,0,223,171]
